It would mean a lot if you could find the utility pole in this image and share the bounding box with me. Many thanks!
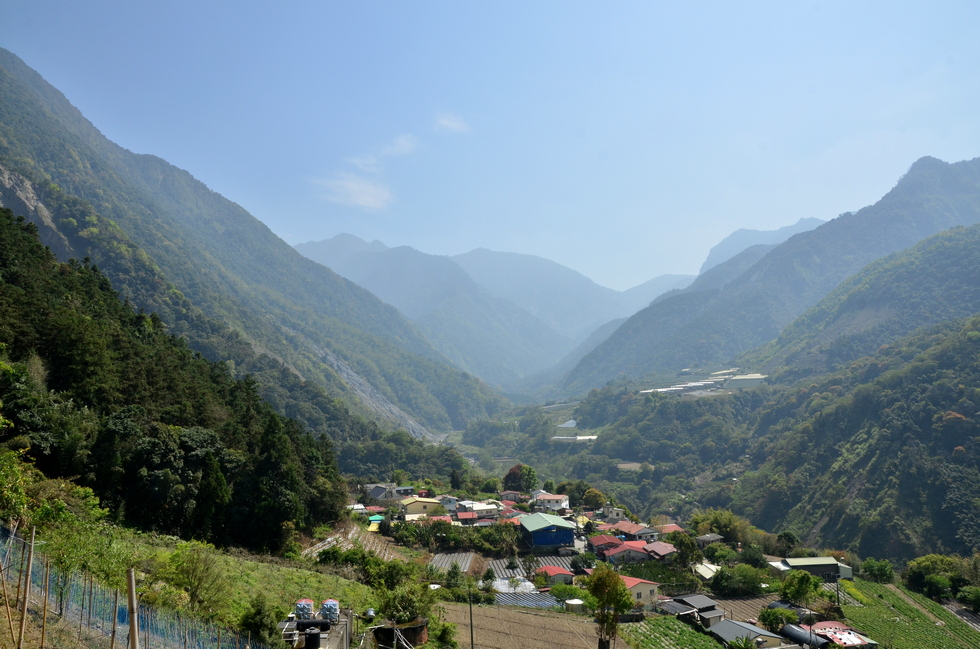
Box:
[467,584,475,649]
[127,567,140,649]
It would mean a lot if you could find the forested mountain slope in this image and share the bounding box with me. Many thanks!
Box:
[503,316,980,560]
[0,208,347,552]
[743,223,980,379]
[563,155,980,393]
[0,47,504,433]
[296,239,576,387]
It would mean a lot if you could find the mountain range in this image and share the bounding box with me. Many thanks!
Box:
[296,235,694,388]
[561,155,980,393]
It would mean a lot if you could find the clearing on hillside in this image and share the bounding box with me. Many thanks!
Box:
[440,604,600,649]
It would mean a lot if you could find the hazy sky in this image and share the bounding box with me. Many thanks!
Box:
[3,2,980,289]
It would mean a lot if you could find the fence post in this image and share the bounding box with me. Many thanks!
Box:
[109,589,119,649]
[0,549,16,645]
[15,527,35,649]
[40,560,50,649]
[127,568,140,649]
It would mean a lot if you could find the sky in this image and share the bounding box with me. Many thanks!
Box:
[3,2,980,290]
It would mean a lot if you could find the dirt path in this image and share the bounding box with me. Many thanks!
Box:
[886,584,943,625]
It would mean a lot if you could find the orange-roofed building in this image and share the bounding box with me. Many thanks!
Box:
[536,565,575,585]
[620,576,660,607]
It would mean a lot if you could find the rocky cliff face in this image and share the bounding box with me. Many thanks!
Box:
[0,165,74,260]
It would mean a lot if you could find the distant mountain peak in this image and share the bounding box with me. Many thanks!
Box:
[699,216,825,274]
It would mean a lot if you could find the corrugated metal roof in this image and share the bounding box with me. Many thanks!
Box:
[519,513,575,532]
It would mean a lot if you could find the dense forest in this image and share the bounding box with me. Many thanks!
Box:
[0,208,442,552]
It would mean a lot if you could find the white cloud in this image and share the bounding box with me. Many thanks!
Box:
[346,134,418,173]
[435,113,470,133]
[315,173,392,210]
[382,134,418,156]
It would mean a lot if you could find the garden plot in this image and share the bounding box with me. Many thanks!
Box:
[440,603,599,649]
[618,615,722,649]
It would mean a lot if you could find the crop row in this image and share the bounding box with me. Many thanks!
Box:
[842,580,971,649]
[619,616,721,649]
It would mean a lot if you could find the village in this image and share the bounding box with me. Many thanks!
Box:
[329,478,881,649]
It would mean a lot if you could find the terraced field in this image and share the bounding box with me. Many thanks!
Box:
[842,580,980,649]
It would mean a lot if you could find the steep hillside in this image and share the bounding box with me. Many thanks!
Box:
[0,207,347,551]
[563,155,980,393]
[743,223,980,379]
[699,216,824,274]
[295,239,575,386]
[729,317,980,560]
[0,48,504,433]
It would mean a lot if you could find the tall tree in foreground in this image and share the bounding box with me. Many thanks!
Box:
[586,563,634,649]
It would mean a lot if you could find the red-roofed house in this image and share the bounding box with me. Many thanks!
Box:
[604,521,658,541]
[536,565,575,585]
[534,493,570,512]
[604,540,651,564]
[499,517,522,525]
[587,535,623,554]
[365,506,387,513]
[645,541,677,561]
[456,511,478,525]
[500,500,516,507]
[655,523,685,536]
[499,490,523,502]
[621,576,660,607]
[425,515,453,524]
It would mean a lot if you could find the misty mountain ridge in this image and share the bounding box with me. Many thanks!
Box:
[699,216,825,274]
[295,238,576,386]
[296,233,695,388]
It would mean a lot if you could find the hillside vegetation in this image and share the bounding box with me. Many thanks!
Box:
[742,223,980,380]
[0,47,504,435]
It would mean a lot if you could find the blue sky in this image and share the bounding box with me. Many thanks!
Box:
[3,2,980,289]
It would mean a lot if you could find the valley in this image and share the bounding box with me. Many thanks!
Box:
[2,32,980,649]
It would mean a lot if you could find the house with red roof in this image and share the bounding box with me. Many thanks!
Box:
[456,511,478,525]
[620,576,660,607]
[655,523,685,536]
[533,493,570,512]
[599,520,658,542]
[587,534,622,554]
[536,565,575,586]
[604,540,651,564]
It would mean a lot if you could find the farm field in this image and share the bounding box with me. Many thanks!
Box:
[440,603,599,649]
[618,616,722,649]
[842,580,980,649]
